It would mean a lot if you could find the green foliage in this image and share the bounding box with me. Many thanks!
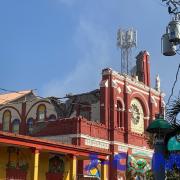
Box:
[166,98,180,127]
[166,165,180,179]
[145,170,155,180]
[19,163,29,171]
[6,162,16,169]
[6,161,29,171]
[126,169,155,180]
[146,133,155,149]
[49,156,64,173]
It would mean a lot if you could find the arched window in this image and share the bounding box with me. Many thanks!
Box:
[27,118,33,134]
[12,119,20,134]
[37,104,46,121]
[3,110,11,131]
[49,114,56,121]
[117,101,123,127]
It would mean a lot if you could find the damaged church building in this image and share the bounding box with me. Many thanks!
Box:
[0,51,165,180]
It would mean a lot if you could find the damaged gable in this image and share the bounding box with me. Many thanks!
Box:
[48,89,100,121]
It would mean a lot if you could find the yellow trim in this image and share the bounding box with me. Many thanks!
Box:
[101,161,108,180]
[71,156,77,180]
[63,155,77,180]
[63,156,70,180]
[38,104,46,112]
[32,150,39,180]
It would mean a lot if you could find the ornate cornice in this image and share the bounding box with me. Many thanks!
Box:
[103,68,161,97]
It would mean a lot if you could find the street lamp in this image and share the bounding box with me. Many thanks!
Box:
[146,116,172,180]
[161,0,180,56]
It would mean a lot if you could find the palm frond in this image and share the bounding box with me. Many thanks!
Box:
[166,97,180,129]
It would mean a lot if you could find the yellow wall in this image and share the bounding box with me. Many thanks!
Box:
[0,145,79,180]
[38,152,49,180]
[0,146,49,180]
[0,146,9,179]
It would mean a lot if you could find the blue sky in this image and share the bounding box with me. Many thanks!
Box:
[0,0,179,102]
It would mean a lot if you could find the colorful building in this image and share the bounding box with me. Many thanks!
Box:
[0,51,165,179]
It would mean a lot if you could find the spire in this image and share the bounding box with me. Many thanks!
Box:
[155,74,161,92]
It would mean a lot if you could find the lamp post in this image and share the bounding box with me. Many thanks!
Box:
[146,117,172,180]
[161,0,180,56]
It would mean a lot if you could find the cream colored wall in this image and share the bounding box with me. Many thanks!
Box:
[26,98,40,115]
[0,104,22,123]
[26,99,57,121]
[130,99,144,134]
[70,101,100,122]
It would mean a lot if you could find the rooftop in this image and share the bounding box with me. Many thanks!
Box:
[0,90,33,105]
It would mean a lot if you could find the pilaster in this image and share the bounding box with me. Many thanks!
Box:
[31,149,40,180]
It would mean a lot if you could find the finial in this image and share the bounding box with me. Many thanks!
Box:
[155,74,160,92]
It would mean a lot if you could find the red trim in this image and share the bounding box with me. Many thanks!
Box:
[6,168,27,180]
[21,102,27,134]
[130,92,149,117]
[0,131,110,159]
[46,172,63,180]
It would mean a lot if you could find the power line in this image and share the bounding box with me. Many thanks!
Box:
[0,87,49,101]
[167,63,180,105]
[0,87,147,116]
[0,88,36,94]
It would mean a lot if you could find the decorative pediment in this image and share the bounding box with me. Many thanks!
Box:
[117,87,121,94]
[150,96,157,107]
[111,79,118,88]
[99,80,108,87]
[125,85,132,94]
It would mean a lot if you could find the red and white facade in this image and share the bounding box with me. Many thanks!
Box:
[0,51,165,179]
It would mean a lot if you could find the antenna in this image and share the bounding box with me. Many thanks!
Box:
[117,28,137,75]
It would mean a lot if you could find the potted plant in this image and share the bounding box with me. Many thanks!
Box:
[6,162,28,180]
[46,156,64,180]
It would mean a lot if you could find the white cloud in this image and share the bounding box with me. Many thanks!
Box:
[42,18,113,97]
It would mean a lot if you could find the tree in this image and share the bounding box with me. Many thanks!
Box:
[165,98,180,179]
[166,97,180,128]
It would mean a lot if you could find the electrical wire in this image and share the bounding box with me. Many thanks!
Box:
[0,88,36,95]
[176,46,180,53]
[0,88,146,116]
[167,63,180,105]
[0,87,48,101]
[0,100,145,116]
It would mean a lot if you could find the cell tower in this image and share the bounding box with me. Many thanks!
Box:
[117,28,137,75]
